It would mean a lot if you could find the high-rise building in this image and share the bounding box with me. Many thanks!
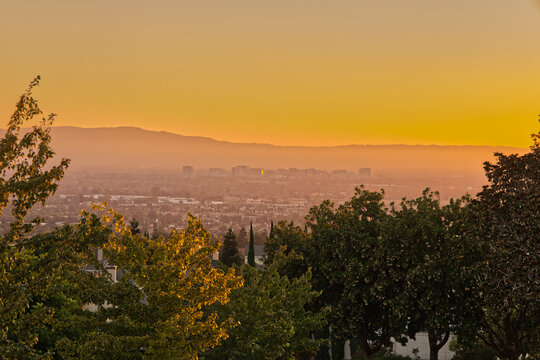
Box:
[183,165,194,176]
[358,168,371,177]
[209,168,226,176]
[332,169,348,177]
[232,165,249,176]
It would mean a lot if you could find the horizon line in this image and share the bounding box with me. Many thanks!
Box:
[4,125,530,150]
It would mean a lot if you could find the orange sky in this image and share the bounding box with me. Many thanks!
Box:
[1,0,539,147]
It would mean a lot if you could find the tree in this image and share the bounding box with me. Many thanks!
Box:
[1,78,244,359]
[305,187,405,357]
[385,190,481,360]
[0,76,70,357]
[83,210,244,360]
[0,76,70,240]
[219,228,244,267]
[129,218,141,235]
[4,215,114,359]
[269,220,274,239]
[467,127,540,360]
[237,227,248,248]
[264,220,310,280]
[203,255,328,360]
[247,221,255,267]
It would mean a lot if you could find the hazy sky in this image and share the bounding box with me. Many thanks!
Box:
[1,0,539,147]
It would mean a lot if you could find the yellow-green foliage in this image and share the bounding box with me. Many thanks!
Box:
[78,207,244,359]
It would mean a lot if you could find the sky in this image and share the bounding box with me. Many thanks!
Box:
[1,0,539,147]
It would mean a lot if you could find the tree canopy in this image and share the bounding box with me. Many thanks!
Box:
[203,255,327,360]
[467,128,540,360]
[219,228,244,267]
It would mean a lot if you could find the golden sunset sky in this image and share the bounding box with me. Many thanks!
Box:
[1,0,539,147]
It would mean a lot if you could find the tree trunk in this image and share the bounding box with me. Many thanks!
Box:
[429,345,439,360]
[428,331,450,360]
[354,335,372,358]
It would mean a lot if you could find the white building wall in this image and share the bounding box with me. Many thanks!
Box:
[393,332,454,360]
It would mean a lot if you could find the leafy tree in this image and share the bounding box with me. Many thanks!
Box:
[219,228,244,267]
[467,127,540,360]
[237,227,248,248]
[247,221,255,267]
[0,76,70,240]
[0,78,244,359]
[86,210,244,360]
[2,206,244,359]
[385,190,481,360]
[305,187,404,357]
[0,76,70,358]
[129,218,141,235]
[264,220,310,280]
[5,215,113,359]
[448,337,496,360]
[203,254,328,360]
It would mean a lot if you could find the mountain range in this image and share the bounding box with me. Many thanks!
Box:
[43,126,527,175]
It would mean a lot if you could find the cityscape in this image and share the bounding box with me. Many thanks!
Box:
[1,1,539,359]
[5,165,485,241]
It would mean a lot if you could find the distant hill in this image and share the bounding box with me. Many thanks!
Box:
[37,126,527,175]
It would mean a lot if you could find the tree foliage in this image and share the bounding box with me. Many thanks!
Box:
[264,220,309,280]
[203,254,328,360]
[0,76,70,358]
[2,207,243,359]
[467,128,540,360]
[385,190,481,360]
[1,79,243,359]
[86,209,244,360]
[219,228,244,267]
[247,221,255,267]
[305,187,404,357]
[0,76,70,240]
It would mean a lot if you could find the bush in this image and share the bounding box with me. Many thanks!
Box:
[449,338,496,360]
[353,350,413,360]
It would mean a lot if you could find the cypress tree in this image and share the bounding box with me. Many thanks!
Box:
[219,228,243,267]
[248,221,255,267]
[269,220,274,239]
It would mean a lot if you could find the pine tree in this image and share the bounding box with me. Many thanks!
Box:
[237,227,248,247]
[248,221,255,267]
[219,228,243,267]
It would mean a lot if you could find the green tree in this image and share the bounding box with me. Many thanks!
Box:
[264,220,310,280]
[0,76,70,358]
[467,127,540,360]
[203,255,328,360]
[449,337,496,360]
[269,220,274,239]
[1,78,244,359]
[219,228,244,267]
[86,210,244,360]
[305,187,405,357]
[129,218,141,235]
[8,215,114,359]
[2,206,244,360]
[247,221,255,267]
[385,190,481,360]
[0,76,70,240]
[237,227,248,248]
